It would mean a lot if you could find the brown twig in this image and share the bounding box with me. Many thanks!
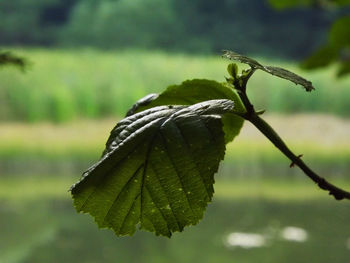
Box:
[234,67,350,201]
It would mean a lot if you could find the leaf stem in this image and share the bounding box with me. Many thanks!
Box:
[235,71,350,201]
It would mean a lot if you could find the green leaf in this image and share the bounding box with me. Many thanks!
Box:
[269,0,350,9]
[268,0,313,9]
[329,16,350,48]
[71,99,234,237]
[301,45,337,69]
[222,50,315,92]
[0,51,27,71]
[333,0,350,5]
[300,16,350,77]
[134,79,245,143]
[262,66,314,91]
[337,62,350,77]
[227,63,239,79]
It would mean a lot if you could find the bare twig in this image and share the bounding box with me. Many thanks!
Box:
[234,67,350,201]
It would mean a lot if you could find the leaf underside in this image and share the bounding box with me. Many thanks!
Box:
[71,100,234,237]
[222,50,315,92]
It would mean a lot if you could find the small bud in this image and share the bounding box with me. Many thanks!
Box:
[227,63,238,79]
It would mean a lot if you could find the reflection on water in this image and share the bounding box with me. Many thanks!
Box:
[225,232,267,249]
[281,226,308,242]
[1,197,350,263]
[224,226,308,249]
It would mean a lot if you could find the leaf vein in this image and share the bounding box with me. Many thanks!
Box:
[119,194,141,234]
[102,164,144,225]
[172,120,211,199]
[160,127,196,219]
[149,163,181,231]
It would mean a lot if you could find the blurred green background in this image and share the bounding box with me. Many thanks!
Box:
[1,1,350,262]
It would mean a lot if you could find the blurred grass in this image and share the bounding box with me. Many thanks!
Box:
[0,48,350,122]
[0,48,349,202]
[0,115,350,192]
[0,114,349,181]
[1,176,349,202]
[1,115,349,156]
[1,48,349,263]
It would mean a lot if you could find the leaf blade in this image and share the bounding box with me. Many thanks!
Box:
[132,79,245,143]
[71,99,233,237]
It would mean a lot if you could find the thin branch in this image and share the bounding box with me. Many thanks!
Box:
[235,73,350,201]
[246,113,350,200]
[233,67,256,115]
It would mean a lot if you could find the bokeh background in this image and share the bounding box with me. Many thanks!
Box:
[1,1,350,262]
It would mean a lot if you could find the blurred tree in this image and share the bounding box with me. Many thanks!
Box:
[69,0,334,58]
[173,0,333,57]
[0,0,338,59]
[269,0,350,77]
[62,0,182,49]
[0,0,77,45]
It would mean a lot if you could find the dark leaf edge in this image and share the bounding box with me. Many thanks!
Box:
[128,79,246,144]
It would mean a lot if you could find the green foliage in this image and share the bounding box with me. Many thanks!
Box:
[269,0,350,77]
[64,0,180,49]
[329,16,350,47]
[133,79,245,143]
[301,45,338,68]
[269,0,350,9]
[269,0,313,9]
[0,0,337,58]
[71,51,332,236]
[0,0,71,45]
[227,63,239,79]
[2,49,350,123]
[301,15,350,77]
[337,61,350,77]
[71,100,235,237]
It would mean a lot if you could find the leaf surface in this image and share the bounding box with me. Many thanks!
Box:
[222,50,315,92]
[133,79,245,143]
[71,99,234,237]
